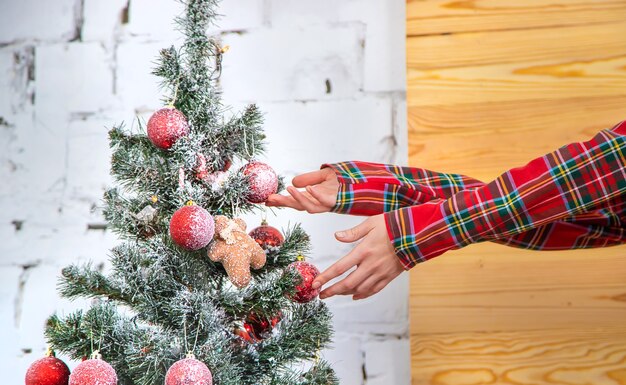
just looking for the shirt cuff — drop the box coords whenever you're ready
[321,161,427,216]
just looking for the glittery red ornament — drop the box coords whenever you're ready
[68,355,117,385]
[245,311,282,340]
[286,260,320,303]
[165,355,212,385]
[169,205,215,250]
[147,107,189,149]
[234,324,255,343]
[241,162,278,203]
[249,221,284,251]
[25,355,70,385]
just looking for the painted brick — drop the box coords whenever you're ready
[268,0,405,92]
[208,0,265,33]
[329,274,409,335]
[116,41,167,111]
[4,113,67,225]
[0,0,76,44]
[0,45,34,118]
[82,0,128,42]
[259,97,394,168]
[364,337,411,385]
[322,336,364,385]
[220,24,364,102]
[65,115,114,201]
[0,266,22,379]
[0,1,409,382]
[36,43,115,114]
[126,0,185,42]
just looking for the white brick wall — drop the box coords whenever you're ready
[0,1,409,383]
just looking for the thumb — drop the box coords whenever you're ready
[335,219,372,243]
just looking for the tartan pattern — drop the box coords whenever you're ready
[324,120,626,270]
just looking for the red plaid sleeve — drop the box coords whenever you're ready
[385,121,626,269]
[320,162,483,216]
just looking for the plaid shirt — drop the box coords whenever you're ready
[323,120,626,269]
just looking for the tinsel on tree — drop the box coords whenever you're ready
[36,1,338,384]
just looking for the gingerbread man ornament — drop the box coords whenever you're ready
[208,215,266,288]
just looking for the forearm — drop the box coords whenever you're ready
[386,122,626,269]
[324,160,626,252]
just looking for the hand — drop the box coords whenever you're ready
[266,168,338,213]
[312,214,404,300]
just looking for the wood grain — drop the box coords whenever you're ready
[406,1,626,384]
[407,0,626,36]
[412,328,626,385]
[410,243,626,334]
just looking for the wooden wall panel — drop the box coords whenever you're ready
[406,1,626,384]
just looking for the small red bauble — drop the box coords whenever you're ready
[25,356,70,385]
[169,205,215,250]
[241,162,278,203]
[68,355,117,385]
[286,260,320,303]
[165,355,212,385]
[147,107,189,149]
[249,221,284,251]
[234,324,255,343]
[246,311,282,340]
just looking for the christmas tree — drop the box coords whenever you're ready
[26,1,338,384]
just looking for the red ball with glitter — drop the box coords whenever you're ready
[165,355,212,385]
[249,220,284,251]
[169,205,215,250]
[68,355,117,385]
[25,355,70,385]
[286,260,320,303]
[147,107,189,149]
[242,162,278,203]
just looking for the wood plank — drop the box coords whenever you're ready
[411,328,626,385]
[407,57,626,106]
[407,0,626,36]
[409,243,626,334]
[407,22,626,70]
[407,1,626,382]
[407,96,626,181]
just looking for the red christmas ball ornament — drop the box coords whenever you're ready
[169,204,215,250]
[147,107,189,149]
[165,354,213,385]
[245,311,282,340]
[249,220,284,251]
[68,352,117,385]
[25,350,70,385]
[234,323,255,343]
[286,259,320,303]
[241,162,278,203]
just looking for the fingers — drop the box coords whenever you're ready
[352,278,391,301]
[319,264,371,299]
[292,170,327,188]
[351,274,379,300]
[286,186,326,213]
[312,245,362,291]
[335,218,373,243]
[266,193,304,210]
[306,185,336,208]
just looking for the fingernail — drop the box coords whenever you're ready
[335,231,345,238]
[312,281,321,289]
